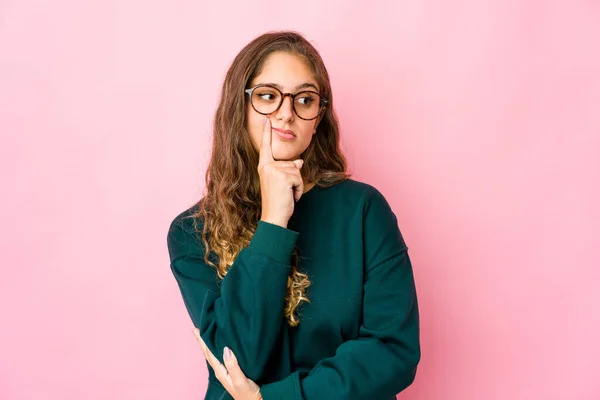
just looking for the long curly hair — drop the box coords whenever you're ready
[192,31,350,326]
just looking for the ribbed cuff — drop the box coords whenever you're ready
[260,371,300,400]
[247,221,299,264]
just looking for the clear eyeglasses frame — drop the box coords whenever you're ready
[244,84,328,121]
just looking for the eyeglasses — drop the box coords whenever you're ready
[244,84,328,121]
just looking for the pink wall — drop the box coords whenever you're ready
[1,1,599,399]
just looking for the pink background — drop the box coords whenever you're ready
[1,1,599,399]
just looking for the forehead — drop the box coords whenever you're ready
[251,51,319,91]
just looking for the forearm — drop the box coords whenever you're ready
[260,331,420,400]
[170,220,299,381]
[192,254,290,380]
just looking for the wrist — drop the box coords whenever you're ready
[260,217,288,229]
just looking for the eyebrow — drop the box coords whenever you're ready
[259,82,320,92]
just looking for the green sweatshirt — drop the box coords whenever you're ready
[167,178,420,400]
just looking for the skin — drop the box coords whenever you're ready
[194,329,261,400]
[247,51,322,194]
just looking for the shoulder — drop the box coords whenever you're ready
[168,203,202,235]
[330,178,392,210]
[166,202,205,262]
[342,178,403,238]
[347,180,408,254]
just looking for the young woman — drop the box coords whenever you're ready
[167,31,420,400]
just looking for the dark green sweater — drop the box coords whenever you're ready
[167,178,420,400]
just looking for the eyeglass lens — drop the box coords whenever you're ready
[251,86,321,120]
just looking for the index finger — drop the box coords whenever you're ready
[223,347,247,386]
[259,116,274,167]
[195,333,231,383]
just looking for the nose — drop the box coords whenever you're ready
[275,94,295,122]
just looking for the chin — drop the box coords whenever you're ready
[272,147,301,161]
[273,154,298,161]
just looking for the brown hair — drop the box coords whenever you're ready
[192,31,350,326]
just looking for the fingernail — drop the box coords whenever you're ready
[223,347,232,360]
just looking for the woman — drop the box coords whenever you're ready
[167,31,420,400]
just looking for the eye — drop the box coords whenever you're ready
[296,95,315,106]
[254,88,281,103]
[257,92,276,101]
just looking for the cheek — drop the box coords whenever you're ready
[298,121,317,144]
[247,110,262,152]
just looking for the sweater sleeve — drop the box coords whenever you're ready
[167,209,298,382]
[259,188,421,400]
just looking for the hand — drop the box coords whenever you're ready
[193,328,262,400]
[258,116,304,228]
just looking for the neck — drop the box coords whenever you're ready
[303,179,316,194]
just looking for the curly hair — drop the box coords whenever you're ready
[192,31,350,326]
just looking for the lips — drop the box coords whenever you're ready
[272,127,296,141]
[272,127,296,137]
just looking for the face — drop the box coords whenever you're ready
[246,51,322,161]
